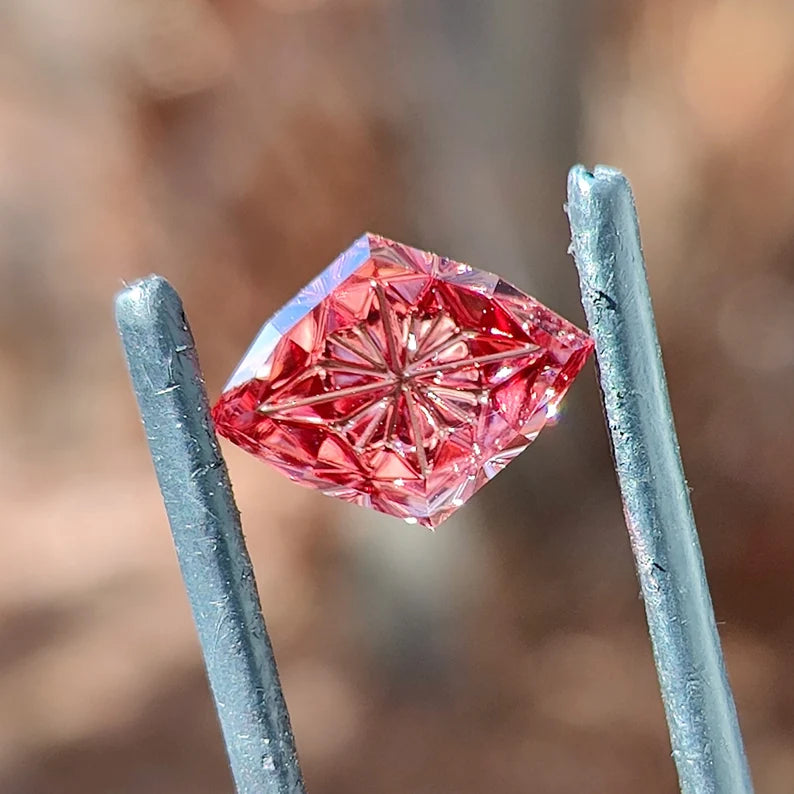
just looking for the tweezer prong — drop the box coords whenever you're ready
[567,165,754,794]
[115,276,306,794]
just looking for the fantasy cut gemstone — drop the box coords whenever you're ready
[212,233,593,528]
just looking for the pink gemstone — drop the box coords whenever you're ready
[212,233,593,528]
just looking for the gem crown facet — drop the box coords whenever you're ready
[212,233,593,527]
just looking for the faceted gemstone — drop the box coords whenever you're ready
[212,233,593,528]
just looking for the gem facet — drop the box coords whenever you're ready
[212,233,593,527]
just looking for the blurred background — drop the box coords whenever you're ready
[1,1,793,792]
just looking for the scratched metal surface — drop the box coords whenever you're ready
[567,166,754,794]
[116,276,306,794]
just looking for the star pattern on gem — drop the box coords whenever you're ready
[256,281,543,483]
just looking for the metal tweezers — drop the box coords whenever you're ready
[115,166,754,794]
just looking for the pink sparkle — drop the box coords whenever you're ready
[212,233,593,527]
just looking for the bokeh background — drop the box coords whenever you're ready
[2,1,793,792]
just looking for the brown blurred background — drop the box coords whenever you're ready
[1,1,793,792]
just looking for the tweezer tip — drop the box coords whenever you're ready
[115,274,182,324]
[567,165,635,218]
[566,165,634,229]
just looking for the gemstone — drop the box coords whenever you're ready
[212,233,593,528]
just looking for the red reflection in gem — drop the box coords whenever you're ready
[213,233,593,527]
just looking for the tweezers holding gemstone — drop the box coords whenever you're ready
[212,233,593,527]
